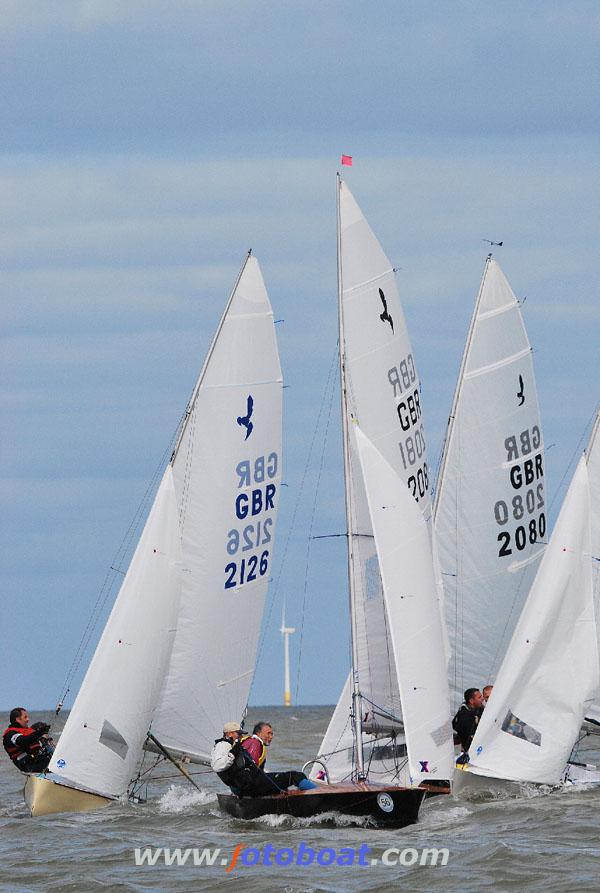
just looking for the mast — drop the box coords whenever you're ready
[336,173,366,779]
[433,254,492,519]
[171,250,253,465]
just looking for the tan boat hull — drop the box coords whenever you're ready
[24,774,113,817]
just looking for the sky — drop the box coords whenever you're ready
[2,1,599,711]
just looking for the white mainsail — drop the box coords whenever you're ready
[36,254,282,810]
[48,466,183,797]
[150,254,283,762]
[434,258,546,706]
[354,426,455,783]
[466,456,598,784]
[314,179,437,784]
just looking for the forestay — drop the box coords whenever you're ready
[467,457,598,784]
[150,255,283,763]
[315,180,435,783]
[354,427,454,782]
[48,467,183,798]
[434,258,546,706]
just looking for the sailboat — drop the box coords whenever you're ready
[224,175,454,827]
[24,252,284,816]
[584,410,600,733]
[433,256,547,709]
[455,447,599,793]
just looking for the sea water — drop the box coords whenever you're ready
[2,706,599,892]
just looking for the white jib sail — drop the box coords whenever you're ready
[48,466,183,798]
[150,255,283,762]
[434,258,546,706]
[467,456,598,784]
[354,426,455,783]
[315,180,435,783]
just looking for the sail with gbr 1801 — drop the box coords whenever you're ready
[24,253,283,816]
[312,178,452,789]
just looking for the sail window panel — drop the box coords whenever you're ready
[365,554,383,601]
[99,720,129,760]
[501,710,542,746]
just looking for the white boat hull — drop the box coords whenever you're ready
[454,760,600,799]
[24,774,113,817]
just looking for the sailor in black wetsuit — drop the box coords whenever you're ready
[2,708,54,773]
[452,688,484,762]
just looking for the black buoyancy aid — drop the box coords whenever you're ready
[3,726,42,765]
[214,737,251,788]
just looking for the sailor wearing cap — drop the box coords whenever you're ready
[210,721,246,791]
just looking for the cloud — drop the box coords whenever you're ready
[3,3,599,155]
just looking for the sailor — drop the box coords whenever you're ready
[240,721,317,795]
[2,708,54,773]
[452,688,484,761]
[482,684,494,705]
[241,720,272,768]
[211,720,317,797]
[210,721,250,794]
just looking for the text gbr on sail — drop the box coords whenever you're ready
[495,426,545,558]
[224,452,279,589]
[387,353,429,502]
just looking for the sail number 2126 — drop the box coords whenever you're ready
[224,452,278,590]
[225,550,270,588]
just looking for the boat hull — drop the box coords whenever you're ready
[217,783,427,828]
[454,762,600,797]
[24,774,113,817]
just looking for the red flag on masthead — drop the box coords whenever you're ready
[340,154,353,166]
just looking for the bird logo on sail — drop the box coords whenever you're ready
[517,374,525,406]
[378,288,394,333]
[237,395,254,440]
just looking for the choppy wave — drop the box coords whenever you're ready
[157,783,217,814]
[252,810,375,829]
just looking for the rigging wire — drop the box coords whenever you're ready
[548,402,600,514]
[293,347,340,703]
[248,344,339,704]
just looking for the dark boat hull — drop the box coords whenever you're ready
[217,783,427,828]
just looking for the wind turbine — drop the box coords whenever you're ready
[280,609,295,707]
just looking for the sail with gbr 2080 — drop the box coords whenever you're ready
[25,253,283,816]
[433,257,547,708]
